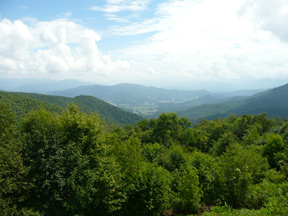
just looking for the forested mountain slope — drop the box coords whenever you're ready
[178,83,288,122]
[229,83,288,117]
[0,91,142,125]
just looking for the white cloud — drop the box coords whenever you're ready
[0,18,131,80]
[110,0,288,81]
[90,0,151,23]
[63,11,72,17]
[104,14,129,23]
[1,0,288,87]
[90,0,150,13]
[239,0,288,42]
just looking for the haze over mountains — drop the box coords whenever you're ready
[1,78,288,124]
[49,82,265,117]
[178,83,288,122]
[0,78,93,93]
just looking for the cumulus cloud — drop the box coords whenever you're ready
[0,18,131,80]
[111,0,288,80]
[1,0,287,85]
[239,0,288,42]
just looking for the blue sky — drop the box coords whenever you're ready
[1,0,288,90]
[0,0,158,51]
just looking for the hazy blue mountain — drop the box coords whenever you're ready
[212,89,266,98]
[177,83,288,122]
[228,83,288,117]
[50,83,211,116]
[0,78,93,93]
[0,91,142,125]
[50,83,210,102]
[50,83,270,117]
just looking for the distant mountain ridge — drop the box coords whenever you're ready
[177,83,288,122]
[50,83,266,117]
[50,83,211,116]
[3,79,286,122]
[50,83,210,103]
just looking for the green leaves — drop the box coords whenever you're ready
[263,134,285,169]
[123,163,172,216]
[173,164,201,214]
[20,105,126,215]
[2,101,288,215]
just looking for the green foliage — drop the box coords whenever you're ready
[0,91,142,126]
[211,132,238,156]
[218,144,269,208]
[0,92,63,121]
[263,134,285,169]
[173,164,201,214]
[123,163,172,216]
[189,151,222,205]
[141,142,166,163]
[155,144,187,172]
[0,102,40,215]
[152,113,191,147]
[136,113,192,148]
[1,101,288,215]
[20,105,126,215]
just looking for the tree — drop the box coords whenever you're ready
[21,105,126,215]
[123,163,172,216]
[151,113,191,147]
[189,151,222,206]
[173,164,201,214]
[0,102,39,215]
[219,144,269,208]
[263,134,285,170]
[155,144,187,172]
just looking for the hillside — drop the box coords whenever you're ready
[229,83,288,117]
[178,83,288,122]
[0,92,65,118]
[0,91,142,125]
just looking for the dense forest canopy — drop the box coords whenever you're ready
[1,101,288,215]
[0,91,142,126]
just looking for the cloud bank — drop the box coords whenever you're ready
[110,0,288,82]
[1,0,288,88]
[0,18,130,81]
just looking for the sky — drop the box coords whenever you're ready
[0,0,288,91]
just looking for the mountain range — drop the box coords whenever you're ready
[1,78,288,123]
[177,83,288,122]
[49,82,288,122]
[49,83,212,116]
[49,83,265,117]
